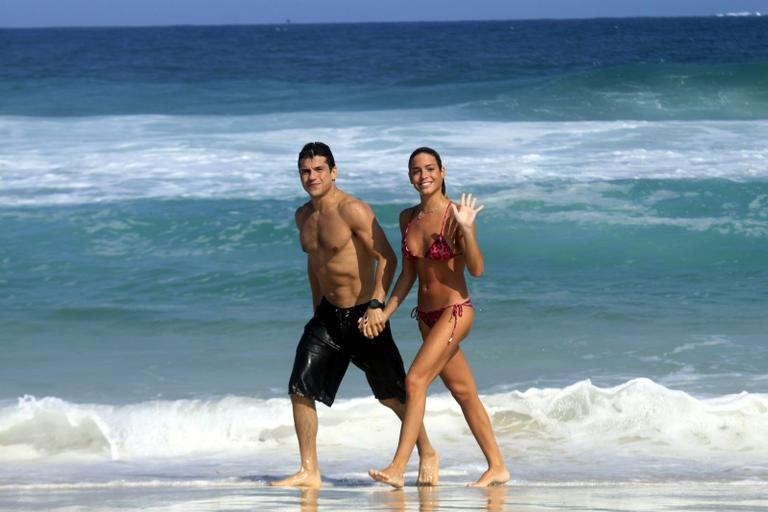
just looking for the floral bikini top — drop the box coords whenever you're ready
[401,203,456,261]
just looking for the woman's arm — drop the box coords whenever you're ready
[383,208,419,320]
[452,193,485,277]
[382,255,417,321]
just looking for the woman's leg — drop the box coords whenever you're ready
[369,307,474,487]
[440,349,510,486]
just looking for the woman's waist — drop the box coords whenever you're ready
[416,286,470,312]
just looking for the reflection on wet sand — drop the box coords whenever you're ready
[371,485,508,512]
[483,486,509,512]
[299,488,318,512]
[8,482,765,511]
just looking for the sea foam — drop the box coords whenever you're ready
[2,379,765,465]
[2,116,767,207]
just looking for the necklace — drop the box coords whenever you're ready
[417,199,446,218]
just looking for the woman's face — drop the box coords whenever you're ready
[408,152,445,196]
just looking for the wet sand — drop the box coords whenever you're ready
[2,481,766,512]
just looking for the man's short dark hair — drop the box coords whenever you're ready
[298,142,336,170]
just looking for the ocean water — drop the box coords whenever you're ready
[1,17,767,490]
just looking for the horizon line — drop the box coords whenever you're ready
[1,13,763,30]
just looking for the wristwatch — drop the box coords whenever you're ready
[368,299,385,309]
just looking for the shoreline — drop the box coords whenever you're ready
[1,481,766,511]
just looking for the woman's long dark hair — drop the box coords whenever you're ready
[408,147,446,195]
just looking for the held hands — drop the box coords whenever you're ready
[450,192,485,230]
[358,307,387,339]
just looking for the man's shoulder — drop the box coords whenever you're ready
[295,201,313,216]
[337,193,374,221]
[295,201,314,226]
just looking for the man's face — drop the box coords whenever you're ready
[299,156,337,198]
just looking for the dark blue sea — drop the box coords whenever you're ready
[1,17,767,489]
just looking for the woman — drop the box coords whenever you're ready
[364,147,509,488]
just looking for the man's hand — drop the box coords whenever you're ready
[358,307,387,339]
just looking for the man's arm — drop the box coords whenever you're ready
[307,257,322,311]
[341,199,396,300]
[358,207,418,339]
[295,205,322,312]
[367,216,397,301]
[340,199,396,337]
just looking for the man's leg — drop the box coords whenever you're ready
[275,304,349,488]
[379,397,440,486]
[270,394,322,487]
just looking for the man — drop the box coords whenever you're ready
[271,142,439,488]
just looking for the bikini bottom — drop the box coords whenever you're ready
[411,298,473,343]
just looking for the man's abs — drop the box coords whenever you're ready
[310,244,375,308]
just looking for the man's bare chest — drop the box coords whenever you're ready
[300,217,354,256]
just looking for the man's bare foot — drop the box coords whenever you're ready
[270,468,322,488]
[368,466,405,488]
[467,467,510,487]
[417,452,440,486]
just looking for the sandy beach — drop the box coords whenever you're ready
[2,481,767,511]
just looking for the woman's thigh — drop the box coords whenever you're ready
[440,349,479,404]
[409,306,475,384]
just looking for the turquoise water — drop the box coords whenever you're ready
[1,18,767,486]
[2,184,766,402]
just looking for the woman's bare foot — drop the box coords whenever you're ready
[417,452,440,486]
[467,466,510,487]
[368,465,405,488]
[270,468,322,488]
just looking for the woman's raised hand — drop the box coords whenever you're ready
[451,192,484,230]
